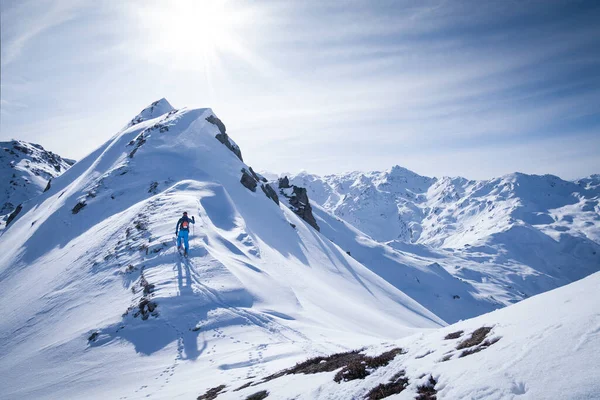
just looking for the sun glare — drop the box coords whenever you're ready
[137,0,253,73]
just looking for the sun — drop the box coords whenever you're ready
[135,0,254,72]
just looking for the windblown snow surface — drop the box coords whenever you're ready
[214,271,600,400]
[287,169,600,322]
[0,100,443,399]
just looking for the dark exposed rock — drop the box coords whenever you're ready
[278,176,291,189]
[207,114,243,162]
[277,176,319,230]
[456,327,492,350]
[198,384,226,400]
[140,275,155,295]
[88,331,99,342]
[148,181,158,194]
[288,186,320,231]
[128,132,146,158]
[459,337,500,357]
[233,382,254,392]
[206,115,227,134]
[241,169,258,192]
[43,179,52,192]
[261,183,279,205]
[365,371,409,400]
[253,348,403,387]
[6,204,23,226]
[13,144,31,154]
[72,201,86,214]
[246,391,268,400]
[138,298,158,320]
[444,330,463,340]
[249,167,267,182]
[416,375,438,400]
[215,132,243,161]
[333,348,404,383]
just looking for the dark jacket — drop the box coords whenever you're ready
[176,215,195,234]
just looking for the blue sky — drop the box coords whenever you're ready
[1,0,599,179]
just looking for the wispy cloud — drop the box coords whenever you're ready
[0,0,86,67]
[1,0,598,179]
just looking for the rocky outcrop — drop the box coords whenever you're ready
[279,176,291,189]
[289,186,320,231]
[207,115,243,162]
[206,115,226,135]
[249,167,267,182]
[72,201,86,214]
[278,176,320,231]
[240,169,258,192]
[240,169,280,206]
[261,183,279,205]
[5,203,22,226]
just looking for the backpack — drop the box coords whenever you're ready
[182,220,189,229]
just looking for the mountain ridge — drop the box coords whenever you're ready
[0,99,444,399]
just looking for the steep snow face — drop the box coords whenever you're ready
[0,140,74,217]
[0,100,442,399]
[217,270,600,400]
[288,168,600,322]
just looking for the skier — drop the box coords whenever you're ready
[175,211,195,256]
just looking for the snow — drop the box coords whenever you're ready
[287,167,600,322]
[0,100,442,399]
[215,271,600,399]
[0,140,73,218]
[0,98,597,399]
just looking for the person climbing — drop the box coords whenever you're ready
[175,211,195,256]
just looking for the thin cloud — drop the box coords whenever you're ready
[0,0,85,67]
[0,0,598,180]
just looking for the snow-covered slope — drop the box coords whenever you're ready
[310,202,499,323]
[0,100,443,399]
[214,270,600,399]
[0,140,74,218]
[287,168,600,321]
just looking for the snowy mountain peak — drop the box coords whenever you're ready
[0,100,445,399]
[128,98,175,127]
[387,164,426,179]
[1,140,74,217]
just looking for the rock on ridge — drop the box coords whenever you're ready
[206,115,243,161]
[278,176,320,231]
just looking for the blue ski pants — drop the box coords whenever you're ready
[177,230,189,252]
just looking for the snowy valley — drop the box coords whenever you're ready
[0,99,598,400]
